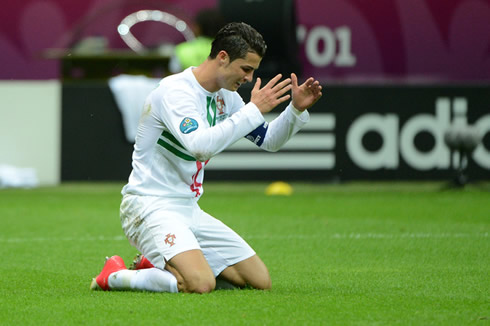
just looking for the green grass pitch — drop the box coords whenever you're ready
[0,182,488,325]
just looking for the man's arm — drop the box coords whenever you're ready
[159,75,294,162]
[245,103,309,151]
[245,74,322,152]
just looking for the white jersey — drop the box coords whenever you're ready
[122,67,309,199]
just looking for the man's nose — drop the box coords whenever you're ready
[244,71,254,82]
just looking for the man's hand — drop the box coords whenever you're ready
[291,73,322,112]
[251,74,292,114]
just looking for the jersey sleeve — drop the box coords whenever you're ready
[246,102,310,152]
[155,86,265,162]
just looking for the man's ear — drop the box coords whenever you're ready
[217,50,230,66]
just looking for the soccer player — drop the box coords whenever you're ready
[91,22,322,293]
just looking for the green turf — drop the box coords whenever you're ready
[0,182,488,325]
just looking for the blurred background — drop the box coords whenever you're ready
[0,0,489,187]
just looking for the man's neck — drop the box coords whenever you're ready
[192,60,221,93]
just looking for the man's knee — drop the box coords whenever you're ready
[182,272,216,294]
[219,256,272,290]
[227,269,271,290]
[166,249,215,294]
[250,271,271,290]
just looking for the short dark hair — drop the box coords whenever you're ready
[209,22,267,62]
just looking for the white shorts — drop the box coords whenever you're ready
[120,194,256,276]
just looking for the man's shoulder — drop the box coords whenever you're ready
[159,70,189,85]
[156,70,195,93]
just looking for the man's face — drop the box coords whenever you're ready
[217,51,262,91]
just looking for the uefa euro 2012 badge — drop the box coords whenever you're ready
[180,117,199,134]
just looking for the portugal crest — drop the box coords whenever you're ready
[164,233,176,247]
[216,96,225,115]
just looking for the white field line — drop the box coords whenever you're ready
[0,233,487,243]
[0,235,128,243]
[246,233,489,240]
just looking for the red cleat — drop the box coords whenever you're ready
[90,256,127,291]
[129,254,154,270]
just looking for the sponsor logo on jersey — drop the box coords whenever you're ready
[180,117,198,134]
